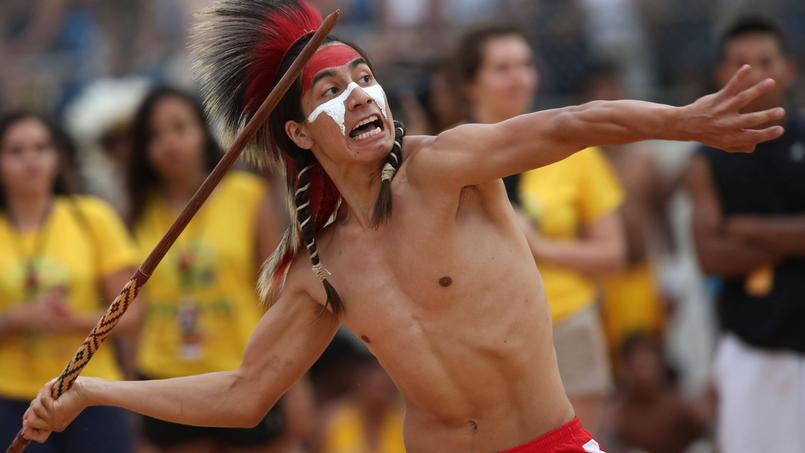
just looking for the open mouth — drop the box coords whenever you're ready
[349,114,384,141]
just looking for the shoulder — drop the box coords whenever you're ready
[62,195,123,224]
[275,245,328,310]
[521,146,599,180]
[219,171,267,198]
[395,134,440,192]
[576,147,621,183]
[211,172,268,220]
[574,146,607,164]
[400,135,436,173]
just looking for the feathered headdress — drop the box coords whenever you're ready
[192,0,405,314]
[192,0,322,169]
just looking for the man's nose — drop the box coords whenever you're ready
[347,84,374,110]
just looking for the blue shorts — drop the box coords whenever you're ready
[0,396,133,453]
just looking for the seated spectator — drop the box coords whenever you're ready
[604,335,708,453]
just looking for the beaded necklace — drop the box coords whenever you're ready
[5,200,55,299]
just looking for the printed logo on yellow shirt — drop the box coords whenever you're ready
[175,239,217,361]
[8,257,69,301]
[176,239,217,291]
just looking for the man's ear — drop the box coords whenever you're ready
[285,120,314,150]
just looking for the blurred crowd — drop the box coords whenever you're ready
[1,1,804,452]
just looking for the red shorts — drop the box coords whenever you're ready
[499,417,605,453]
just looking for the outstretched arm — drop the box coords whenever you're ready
[413,65,784,189]
[22,284,338,442]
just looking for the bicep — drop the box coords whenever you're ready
[238,289,339,411]
[412,110,567,189]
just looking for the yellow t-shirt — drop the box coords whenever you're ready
[321,402,406,453]
[519,147,623,324]
[601,261,664,350]
[0,196,137,400]
[135,172,267,378]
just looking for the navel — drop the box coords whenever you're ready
[438,276,453,287]
[361,335,371,343]
[468,419,479,432]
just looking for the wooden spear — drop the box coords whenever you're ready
[5,9,341,453]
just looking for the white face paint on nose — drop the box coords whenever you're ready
[307,82,387,136]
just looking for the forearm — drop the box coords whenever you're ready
[551,100,685,152]
[727,215,805,256]
[497,101,683,172]
[527,235,623,276]
[82,371,266,428]
[695,236,776,277]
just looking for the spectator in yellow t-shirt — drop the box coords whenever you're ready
[453,25,624,434]
[126,87,311,452]
[0,112,139,452]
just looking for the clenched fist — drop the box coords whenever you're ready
[22,378,89,444]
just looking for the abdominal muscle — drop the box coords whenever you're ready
[324,166,576,451]
[346,285,575,452]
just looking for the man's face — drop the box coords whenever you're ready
[717,33,794,112]
[287,43,394,165]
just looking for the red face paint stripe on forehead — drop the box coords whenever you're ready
[302,43,362,93]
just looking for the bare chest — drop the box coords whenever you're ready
[321,204,537,345]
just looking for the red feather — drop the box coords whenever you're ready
[244,1,322,116]
[241,1,344,293]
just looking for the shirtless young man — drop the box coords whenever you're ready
[21,1,785,451]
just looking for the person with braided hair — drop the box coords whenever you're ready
[22,1,787,451]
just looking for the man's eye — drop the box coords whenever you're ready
[324,86,339,96]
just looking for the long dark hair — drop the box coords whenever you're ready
[126,87,222,226]
[0,112,75,213]
[260,36,405,315]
